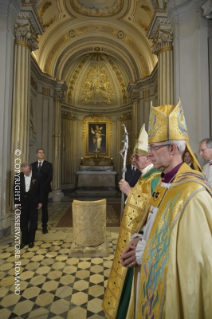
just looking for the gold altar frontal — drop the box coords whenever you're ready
[69,199,108,258]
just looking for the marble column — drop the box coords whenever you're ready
[10,5,43,233]
[147,13,174,105]
[11,26,32,163]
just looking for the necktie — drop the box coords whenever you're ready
[210,162,212,166]
[38,162,42,172]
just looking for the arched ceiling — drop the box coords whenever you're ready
[32,0,167,108]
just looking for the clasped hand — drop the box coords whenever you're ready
[120,237,140,268]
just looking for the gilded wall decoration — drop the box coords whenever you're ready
[80,65,114,105]
[82,115,112,157]
[77,25,117,36]
[37,0,59,30]
[141,4,153,19]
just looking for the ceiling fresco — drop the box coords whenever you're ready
[31,0,166,108]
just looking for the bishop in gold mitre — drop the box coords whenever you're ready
[130,98,212,319]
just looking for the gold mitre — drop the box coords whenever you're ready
[148,98,188,143]
[148,98,202,171]
[134,124,148,155]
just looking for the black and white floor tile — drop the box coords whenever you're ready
[0,202,119,319]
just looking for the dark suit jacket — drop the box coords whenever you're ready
[31,160,53,193]
[125,164,141,187]
[14,172,43,207]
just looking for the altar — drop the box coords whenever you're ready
[75,157,118,197]
[77,170,117,188]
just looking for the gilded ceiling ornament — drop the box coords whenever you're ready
[117,30,125,39]
[81,65,114,104]
[77,25,116,36]
[138,19,149,32]
[69,30,76,38]
[70,0,123,17]
[37,0,57,30]
[141,5,153,19]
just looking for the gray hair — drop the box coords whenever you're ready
[161,140,186,154]
[21,162,32,169]
[199,138,212,149]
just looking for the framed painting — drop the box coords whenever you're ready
[88,123,106,153]
[82,115,112,157]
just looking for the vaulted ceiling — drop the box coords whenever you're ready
[32,0,167,108]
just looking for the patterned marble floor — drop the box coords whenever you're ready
[0,202,120,319]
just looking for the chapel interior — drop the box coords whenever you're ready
[0,0,212,318]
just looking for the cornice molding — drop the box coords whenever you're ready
[31,58,67,95]
[61,103,132,116]
[147,10,173,55]
[128,64,158,92]
[18,4,43,35]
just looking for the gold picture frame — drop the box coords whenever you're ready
[82,115,112,157]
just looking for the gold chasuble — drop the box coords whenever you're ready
[103,167,160,319]
[136,163,212,319]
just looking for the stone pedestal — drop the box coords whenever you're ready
[69,199,107,257]
[75,170,118,197]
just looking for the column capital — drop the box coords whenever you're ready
[202,0,212,20]
[54,89,63,102]
[54,81,68,101]
[130,91,140,102]
[147,10,173,55]
[15,3,43,51]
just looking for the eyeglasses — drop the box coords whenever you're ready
[148,144,171,152]
[198,148,207,154]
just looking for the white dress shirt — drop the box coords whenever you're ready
[24,171,32,192]
[38,160,44,167]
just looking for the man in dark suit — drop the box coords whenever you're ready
[125,153,141,187]
[31,148,53,234]
[14,162,43,248]
[32,148,53,234]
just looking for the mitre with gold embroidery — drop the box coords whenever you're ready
[148,98,202,171]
